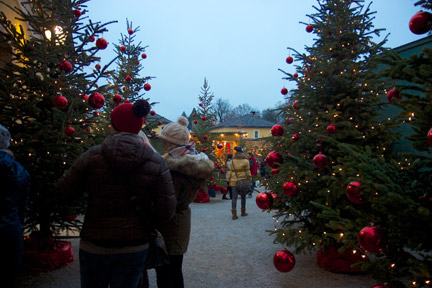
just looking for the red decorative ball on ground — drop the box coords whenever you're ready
[96,38,108,49]
[346,181,367,204]
[59,60,72,73]
[88,92,105,109]
[358,226,384,253]
[144,83,151,91]
[409,11,432,35]
[281,88,288,95]
[128,29,134,35]
[286,56,293,64]
[306,24,313,33]
[142,53,147,59]
[273,249,296,273]
[292,100,300,110]
[217,143,224,149]
[113,94,122,104]
[386,88,401,102]
[271,124,284,137]
[282,181,298,197]
[73,9,81,18]
[427,127,432,147]
[64,126,75,136]
[53,95,68,109]
[120,46,126,52]
[313,153,328,168]
[256,192,273,209]
[265,151,283,169]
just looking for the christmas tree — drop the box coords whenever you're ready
[0,0,116,237]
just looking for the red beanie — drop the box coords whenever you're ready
[111,100,149,134]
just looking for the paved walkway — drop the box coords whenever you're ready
[17,187,376,288]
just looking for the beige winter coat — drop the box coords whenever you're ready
[228,152,252,187]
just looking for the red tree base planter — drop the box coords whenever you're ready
[23,234,73,272]
[193,188,210,203]
[317,245,369,273]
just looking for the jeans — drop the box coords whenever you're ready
[79,248,148,288]
[231,186,246,209]
[156,254,184,288]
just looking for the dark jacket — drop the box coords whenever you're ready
[57,132,176,246]
[160,152,214,255]
[0,150,30,238]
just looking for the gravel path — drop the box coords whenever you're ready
[17,187,376,288]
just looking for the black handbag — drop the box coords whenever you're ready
[145,229,170,269]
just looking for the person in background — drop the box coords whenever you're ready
[57,100,176,288]
[156,116,215,288]
[0,124,30,288]
[223,154,233,200]
[247,152,258,198]
[228,146,252,220]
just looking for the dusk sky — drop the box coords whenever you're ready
[86,0,425,121]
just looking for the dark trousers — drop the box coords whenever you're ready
[155,254,184,288]
[0,235,23,288]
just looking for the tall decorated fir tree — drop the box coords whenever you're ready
[0,0,116,238]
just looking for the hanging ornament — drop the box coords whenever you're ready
[256,192,273,209]
[221,170,226,174]
[203,135,208,140]
[292,100,300,110]
[73,9,81,18]
[125,75,132,82]
[53,95,68,109]
[326,125,336,134]
[202,116,207,121]
[214,184,221,191]
[144,83,151,91]
[96,38,108,50]
[95,64,101,70]
[89,35,95,42]
[83,94,89,100]
[358,226,384,253]
[271,124,284,137]
[88,92,105,109]
[265,151,283,168]
[150,110,156,116]
[291,134,299,141]
[193,120,198,124]
[128,29,134,35]
[64,126,75,136]
[306,24,313,33]
[124,99,130,103]
[409,11,432,35]
[113,94,122,104]
[158,121,162,125]
[142,53,147,59]
[271,168,279,175]
[286,56,293,64]
[293,73,298,78]
[93,111,99,117]
[282,181,298,197]
[281,88,288,95]
[273,249,296,273]
[427,127,432,147]
[59,60,73,73]
[120,46,126,52]
[220,187,228,195]
[313,153,328,168]
[217,143,224,149]
[386,88,401,102]
[346,181,367,204]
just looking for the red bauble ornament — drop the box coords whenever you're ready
[203,135,208,140]
[371,284,393,288]
[89,35,95,42]
[286,56,293,64]
[217,143,224,149]
[128,29,134,35]
[346,181,367,204]
[73,9,81,18]
[144,83,151,91]
[313,153,328,168]
[427,127,432,147]
[220,187,228,195]
[214,184,221,191]
[83,94,89,100]
[409,11,432,35]
[59,60,72,73]
[95,64,101,70]
[142,53,147,59]
[93,111,99,117]
[256,192,273,209]
[113,94,122,104]
[88,92,105,109]
[282,181,298,197]
[125,75,132,82]
[306,24,313,33]
[265,151,283,168]
[221,170,226,174]
[358,226,383,253]
[96,38,108,50]
[271,168,279,176]
[123,87,127,92]
[326,125,336,134]
[293,73,298,78]
[193,120,198,124]
[120,46,126,52]
[64,126,75,136]
[202,116,207,121]
[386,88,401,102]
[273,249,295,273]
[150,110,156,116]
[199,103,203,106]
[292,100,300,110]
[281,87,288,95]
[291,134,299,141]
[271,124,284,137]
[158,121,162,125]
[53,95,68,109]
[124,99,130,103]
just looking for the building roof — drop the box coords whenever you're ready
[210,114,275,130]
[147,113,171,124]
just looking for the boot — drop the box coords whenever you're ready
[231,209,238,220]
[241,208,248,217]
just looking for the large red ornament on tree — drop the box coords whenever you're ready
[386,88,401,102]
[59,60,72,73]
[73,9,81,18]
[144,83,151,91]
[282,181,298,197]
[271,124,284,137]
[346,181,367,204]
[292,100,300,110]
[64,126,75,136]
[326,125,336,134]
[88,92,105,109]
[53,95,68,109]
[96,38,108,49]
[273,249,295,273]
[291,134,299,141]
[286,56,293,64]
[313,153,328,168]
[113,94,122,104]
[306,24,313,33]
[293,73,298,78]
[271,168,279,176]
[142,53,147,59]
[125,75,132,82]
[427,127,432,147]
[281,87,288,95]
[120,46,126,52]
[217,143,224,149]
[256,192,273,209]
[128,29,134,35]
[358,226,384,253]
[265,151,283,168]
[409,11,432,35]
[150,110,156,116]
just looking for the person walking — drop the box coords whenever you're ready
[156,116,215,288]
[0,124,31,288]
[247,152,258,198]
[56,100,176,288]
[222,154,233,200]
[228,146,252,220]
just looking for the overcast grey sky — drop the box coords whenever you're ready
[86,0,425,121]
